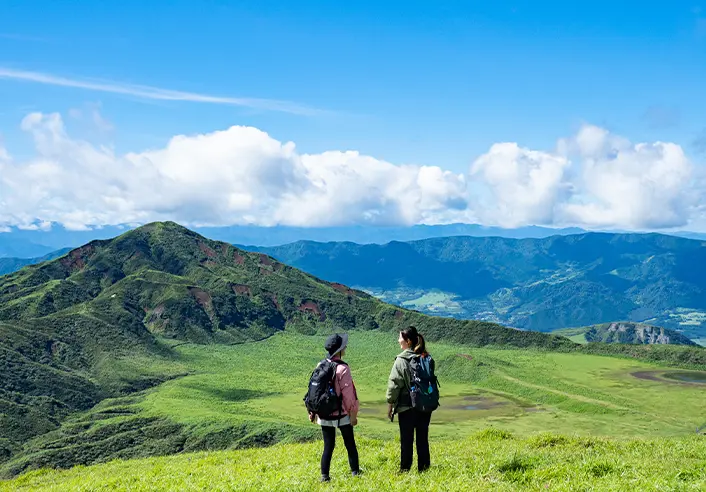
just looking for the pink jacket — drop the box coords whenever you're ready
[330,356,359,418]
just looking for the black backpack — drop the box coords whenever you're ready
[304,359,345,419]
[407,354,440,413]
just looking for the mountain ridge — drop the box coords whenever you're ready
[247,232,706,339]
[5,220,706,251]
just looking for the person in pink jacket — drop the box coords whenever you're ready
[308,333,361,482]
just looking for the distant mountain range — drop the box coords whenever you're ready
[5,227,706,341]
[0,249,71,276]
[248,233,706,341]
[0,237,56,259]
[3,221,706,257]
[553,322,697,346]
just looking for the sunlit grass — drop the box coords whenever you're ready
[137,331,706,439]
[5,432,706,491]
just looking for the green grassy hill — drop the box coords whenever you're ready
[248,233,706,339]
[554,322,697,346]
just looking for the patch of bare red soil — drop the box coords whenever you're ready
[331,283,354,296]
[188,287,213,307]
[299,300,326,321]
[198,242,217,258]
[60,244,96,272]
[232,284,252,296]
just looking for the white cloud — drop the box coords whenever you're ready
[286,153,469,227]
[561,126,693,229]
[0,67,321,115]
[16,220,52,231]
[471,124,696,230]
[0,114,700,232]
[470,143,570,227]
[0,112,470,231]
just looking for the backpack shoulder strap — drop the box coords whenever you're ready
[325,358,338,373]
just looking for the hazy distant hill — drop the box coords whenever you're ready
[0,249,71,275]
[553,322,697,346]
[3,220,706,251]
[0,236,55,258]
[249,233,706,339]
[0,222,587,250]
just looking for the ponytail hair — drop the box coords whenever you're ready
[415,334,426,355]
[401,326,427,355]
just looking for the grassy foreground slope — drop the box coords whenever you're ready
[4,331,706,479]
[4,433,706,491]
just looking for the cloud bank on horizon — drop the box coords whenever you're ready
[0,110,700,233]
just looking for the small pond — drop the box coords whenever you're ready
[662,371,706,384]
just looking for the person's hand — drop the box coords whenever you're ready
[351,415,358,426]
[387,403,394,421]
[308,412,316,423]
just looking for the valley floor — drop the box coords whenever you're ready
[137,331,706,439]
[4,432,706,491]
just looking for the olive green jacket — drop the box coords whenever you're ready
[386,349,415,413]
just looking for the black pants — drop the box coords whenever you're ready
[398,408,432,472]
[321,424,359,477]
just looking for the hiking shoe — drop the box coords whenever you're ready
[352,470,363,477]
[320,475,331,482]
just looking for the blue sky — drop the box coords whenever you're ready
[0,1,705,231]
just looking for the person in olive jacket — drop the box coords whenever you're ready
[386,326,433,473]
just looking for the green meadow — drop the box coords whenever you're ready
[143,331,706,438]
[4,330,706,489]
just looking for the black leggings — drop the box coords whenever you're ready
[398,408,432,472]
[321,424,359,476]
